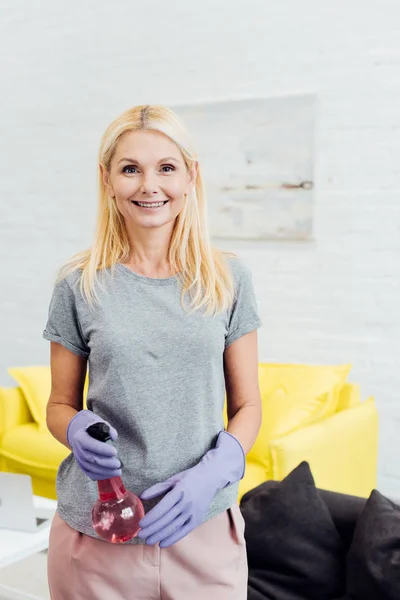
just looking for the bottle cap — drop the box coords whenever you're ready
[86,422,124,468]
[86,422,111,442]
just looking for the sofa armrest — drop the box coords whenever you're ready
[269,397,378,498]
[0,386,33,439]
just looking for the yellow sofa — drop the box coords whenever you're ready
[0,364,379,501]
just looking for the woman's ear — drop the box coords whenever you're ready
[99,163,115,197]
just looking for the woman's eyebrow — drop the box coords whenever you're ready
[117,156,180,165]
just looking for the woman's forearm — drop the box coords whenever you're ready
[46,403,78,450]
[226,402,262,455]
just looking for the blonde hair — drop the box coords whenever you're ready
[56,104,237,317]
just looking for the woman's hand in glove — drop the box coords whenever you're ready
[66,410,122,481]
[137,430,245,547]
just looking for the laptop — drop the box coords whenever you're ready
[0,472,53,533]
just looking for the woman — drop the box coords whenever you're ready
[44,104,262,599]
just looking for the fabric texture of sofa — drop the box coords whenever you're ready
[241,461,400,600]
[0,363,378,502]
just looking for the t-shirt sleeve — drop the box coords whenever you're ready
[43,277,90,358]
[225,260,263,349]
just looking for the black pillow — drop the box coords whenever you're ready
[344,489,400,600]
[240,461,345,600]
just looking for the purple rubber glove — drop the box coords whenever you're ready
[66,410,122,481]
[137,430,245,547]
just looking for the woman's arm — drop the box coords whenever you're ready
[223,330,262,455]
[46,341,88,449]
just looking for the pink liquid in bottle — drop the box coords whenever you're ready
[86,422,145,544]
[92,476,145,543]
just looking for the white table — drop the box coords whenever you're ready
[0,496,56,600]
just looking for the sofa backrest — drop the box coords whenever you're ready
[0,386,33,440]
[3,366,89,434]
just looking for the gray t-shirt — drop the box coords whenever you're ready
[43,256,262,543]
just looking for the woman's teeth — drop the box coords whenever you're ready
[133,201,168,209]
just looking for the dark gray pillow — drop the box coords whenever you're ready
[241,461,345,600]
[344,489,400,599]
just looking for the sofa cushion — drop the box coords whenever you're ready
[268,397,378,497]
[241,461,345,600]
[0,386,32,437]
[0,422,69,480]
[336,382,361,412]
[344,489,400,599]
[8,366,52,431]
[247,363,351,471]
[257,363,351,401]
[7,365,89,430]
[238,460,268,503]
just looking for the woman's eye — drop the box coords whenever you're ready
[122,164,175,174]
[122,165,138,174]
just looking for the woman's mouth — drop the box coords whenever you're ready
[131,200,169,211]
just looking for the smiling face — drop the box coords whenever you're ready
[101,129,196,231]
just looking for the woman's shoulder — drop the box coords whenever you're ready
[56,267,82,287]
[225,254,253,281]
[51,267,85,301]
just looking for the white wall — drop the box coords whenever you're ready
[1,1,399,493]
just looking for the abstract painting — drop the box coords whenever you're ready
[173,94,315,241]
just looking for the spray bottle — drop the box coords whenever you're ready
[86,422,145,543]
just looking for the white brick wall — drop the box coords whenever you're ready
[1,1,399,493]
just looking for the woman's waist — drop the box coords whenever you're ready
[57,444,217,497]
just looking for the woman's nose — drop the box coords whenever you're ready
[139,173,158,196]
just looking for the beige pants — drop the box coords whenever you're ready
[47,503,248,599]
